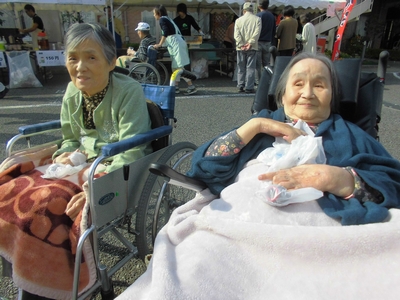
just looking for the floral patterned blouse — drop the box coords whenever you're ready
[82,85,109,129]
[205,120,383,204]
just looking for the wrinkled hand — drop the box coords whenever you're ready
[65,191,86,221]
[53,150,87,166]
[53,152,74,165]
[258,164,354,198]
[258,119,306,143]
[237,118,307,145]
[127,47,135,56]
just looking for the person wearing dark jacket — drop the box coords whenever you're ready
[173,3,203,36]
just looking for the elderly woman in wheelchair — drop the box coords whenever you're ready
[0,23,151,299]
[116,52,400,299]
[56,23,152,220]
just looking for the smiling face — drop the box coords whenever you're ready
[66,39,115,96]
[282,58,333,124]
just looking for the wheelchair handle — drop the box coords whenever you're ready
[377,50,389,83]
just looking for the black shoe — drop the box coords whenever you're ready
[245,89,255,94]
[0,87,9,99]
[238,87,245,93]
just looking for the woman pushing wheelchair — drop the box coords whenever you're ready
[116,52,400,300]
[0,23,151,299]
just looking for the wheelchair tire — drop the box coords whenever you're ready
[128,62,161,85]
[155,61,169,86]
[135,142,197,261]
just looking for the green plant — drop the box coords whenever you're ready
[364,15,385,47]
[345,35,367,57]
[126,42,140,49]
[61,11,84,32]
[324,49,352,59]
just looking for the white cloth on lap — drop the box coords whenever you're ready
[117,160,400,300]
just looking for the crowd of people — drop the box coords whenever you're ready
[9,2,317,97]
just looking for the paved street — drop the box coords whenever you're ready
[0,60,400,299]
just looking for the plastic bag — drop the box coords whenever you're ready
[6,51,42,88]
[42,152,87,179]
[256,120,326,206]
[191,57,208,79]
[256,184,323,206]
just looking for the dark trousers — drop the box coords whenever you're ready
[279,49,294,56]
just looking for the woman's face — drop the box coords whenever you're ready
[153,10,160,20]
[66,38,115,96]
[282,58,332,124]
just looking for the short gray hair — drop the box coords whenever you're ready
[64,23,116,65]
[275,52,341,114]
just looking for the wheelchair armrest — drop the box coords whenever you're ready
[101,125,172,157]
[18,120,61,135]
[149,163,207,192]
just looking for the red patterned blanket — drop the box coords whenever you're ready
[0,147,96,299]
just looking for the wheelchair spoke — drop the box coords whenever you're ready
[135,142,197,261]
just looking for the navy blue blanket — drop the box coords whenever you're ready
[188,109,400,225]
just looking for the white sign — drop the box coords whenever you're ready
[36,50,65,67]
[0,52,6,68]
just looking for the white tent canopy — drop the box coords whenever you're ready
[0,0,347,11]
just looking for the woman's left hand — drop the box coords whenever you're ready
[154,44,160,49]
[65,191,86,221]
[258,164,354,198]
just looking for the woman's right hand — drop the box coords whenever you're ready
[236,118,306,145]
[127,47,135,56]
[53,152,74,165]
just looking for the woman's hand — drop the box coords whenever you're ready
[236,118,306,145]
[127,47,135,56]
[154,44,160,49]
[65,191,86,221]
[53,152,74,165]
[258,165,354,198]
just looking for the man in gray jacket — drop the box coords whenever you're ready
[234,2,261,93]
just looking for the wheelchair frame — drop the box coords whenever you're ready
[127,46,169,86]
[3,75,197,299]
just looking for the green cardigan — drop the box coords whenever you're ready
[53,72,152,173]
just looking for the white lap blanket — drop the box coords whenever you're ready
[117,160,400,300]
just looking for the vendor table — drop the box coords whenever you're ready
[189,47,236,77]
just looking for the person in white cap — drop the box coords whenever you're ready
[117,22,156,67]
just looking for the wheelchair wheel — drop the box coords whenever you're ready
[135,142,197,260]
[128,62,161,85]
[155,61,169,85]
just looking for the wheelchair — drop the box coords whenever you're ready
[1,70,197,300]
[125,46,169,86]
[149,49,390,197]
